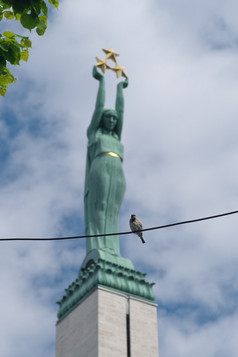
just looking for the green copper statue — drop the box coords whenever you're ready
[84,65,128,260]
[56,57,155,322]
[81,51,133,270]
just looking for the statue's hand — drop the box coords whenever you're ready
[121,77,129,89]
[93,65,104,80]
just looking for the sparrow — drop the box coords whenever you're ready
[129,214,145,244]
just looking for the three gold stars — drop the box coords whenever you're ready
[95,47,127,78]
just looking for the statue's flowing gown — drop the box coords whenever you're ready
[84,133,126,255]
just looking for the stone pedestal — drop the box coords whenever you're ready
[56,257,159,356]
[56,286,159,357]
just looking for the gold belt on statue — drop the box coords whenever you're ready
[99,152,122,160]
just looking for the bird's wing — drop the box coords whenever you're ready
[137,219,143,230]
[129,220,134,230]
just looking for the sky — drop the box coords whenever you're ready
[1,0,238,356]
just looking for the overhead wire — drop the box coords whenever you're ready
[0,209,238,242]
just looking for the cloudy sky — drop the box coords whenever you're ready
[1,0,238,356]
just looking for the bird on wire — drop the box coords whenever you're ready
[129,214,145,244]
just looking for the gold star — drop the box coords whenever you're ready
[111,62,127,78]
[103,47,119,63]
[95,57,111,73]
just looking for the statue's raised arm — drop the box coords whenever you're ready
[115,77,129,140]
[87,66,106,139]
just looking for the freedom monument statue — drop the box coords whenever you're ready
[57,49,155,322]
[56,50,158,357]
[83,54,130,268]
[84,65,128,253]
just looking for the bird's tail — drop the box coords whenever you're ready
[140,236,146,244]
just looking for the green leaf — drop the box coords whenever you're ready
[0,1,12,11]
[0,42,9,51]
[0,74,13,84]
[3,30,15,38]
[49,0,59,8]
[0,67,16,84]
[12,41,24,49]
[39,14,47,25]
[20,38,32,48]
[2,42,21,64]
[0,84,7,96]
[30,0,41,15]
[20,12,39,30]
[36,27,44,36]
[11,0,32,14]
[4,10,14,19]
[36,14,47,35]
[0,56,7,67]
[40,0,48,15]
[20,48,29,61]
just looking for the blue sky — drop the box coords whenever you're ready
[1,0,238,356]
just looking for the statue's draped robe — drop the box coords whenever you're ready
[84,132,126,256]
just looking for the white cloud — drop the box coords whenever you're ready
[159,310,238,357]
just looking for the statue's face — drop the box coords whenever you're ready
[102,111,118,131]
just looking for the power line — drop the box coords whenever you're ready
[0,209,238,242]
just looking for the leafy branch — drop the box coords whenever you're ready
[0,0,59,96]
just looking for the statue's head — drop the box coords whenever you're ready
[101,109,118,132]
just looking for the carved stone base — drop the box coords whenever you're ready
[57,258,155,321]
